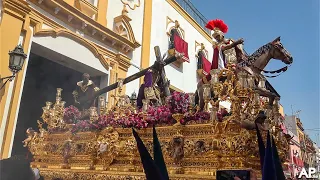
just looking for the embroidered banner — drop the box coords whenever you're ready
[174,34,189,62]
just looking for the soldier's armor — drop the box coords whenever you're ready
[223,39,244,64]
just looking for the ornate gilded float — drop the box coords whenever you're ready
[24,61,290,179]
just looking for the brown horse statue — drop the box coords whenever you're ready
[196,36,293,110]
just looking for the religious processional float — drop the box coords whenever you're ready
[23,19,293,179]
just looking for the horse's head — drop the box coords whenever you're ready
[270,36,293,64]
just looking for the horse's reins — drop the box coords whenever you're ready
[237,51,292,78]
[253,64,291,78]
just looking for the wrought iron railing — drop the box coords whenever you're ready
[174,0,211,35]
[174,0,250,56]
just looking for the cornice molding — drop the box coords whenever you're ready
[114,14,141,48]
[2,0,31,20]
[29,9,132,72]
[75,0,98,18]
[53,0,140,49]
[28,0,140,54]
[116,54,131,71]
[4,0,133,72]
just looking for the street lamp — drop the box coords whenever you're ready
[0,44,27,90]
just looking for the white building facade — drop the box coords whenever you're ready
[116,0,214,95]
[0,0,214,158]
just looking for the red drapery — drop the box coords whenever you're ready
[174,34,189,62]
[211,47,219,70]
[202,55,211,75]
[293,156,304,167]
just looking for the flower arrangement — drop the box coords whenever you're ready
[63,105,81,124]
[60,91,212,134]
[182,111,210,125]
[217,108,230,122]
[94,106,174,130]
[145,106,174,125]
[166,91,189,114]
[71,120,102,134]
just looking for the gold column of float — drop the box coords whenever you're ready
[96,0,108,26]
[0,0,31,159]
[117,72,127,96]
[107,66,117,109]
[139,0,153,85]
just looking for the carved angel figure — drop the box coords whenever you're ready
[169,136,184,164]
[61,139,72,164]
[22,128,36,147]
[97,143,108,156]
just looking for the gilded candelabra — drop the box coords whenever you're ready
[188,93,195,113]
[41,88,66,131]
[202,84,211,112]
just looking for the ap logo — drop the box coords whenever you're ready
[298,167,318,179]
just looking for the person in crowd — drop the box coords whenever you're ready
[0,156,36,180]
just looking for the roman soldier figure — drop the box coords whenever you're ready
[72,73,100,112]
[203,19,245,83]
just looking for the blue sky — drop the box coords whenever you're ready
[190,0,320,144]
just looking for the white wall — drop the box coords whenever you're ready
[33,36,108,74]
[106,0,145,43]
[106,1,145,95]
[149,0,213,93]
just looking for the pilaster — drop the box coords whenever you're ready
[139,0,153,84]
[96,0,108,26]
[0,0,31,159]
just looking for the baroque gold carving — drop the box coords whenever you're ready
[26,62,289,179]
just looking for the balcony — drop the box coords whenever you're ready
[173,0,250,56]
[174,0,210,35]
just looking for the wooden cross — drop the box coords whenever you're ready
[153,46,171,97]
[78,46,177,105]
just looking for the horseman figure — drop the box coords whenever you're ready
[196,19,245,110]
[196,19,293,111]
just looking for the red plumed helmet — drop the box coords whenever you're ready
[205,19,228,33]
